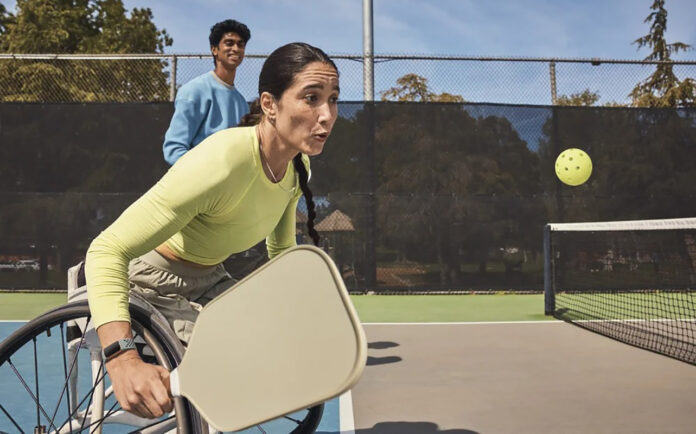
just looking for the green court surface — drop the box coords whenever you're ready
[0,292,67,320]
[351,294,549,322]
[0,292,550,322]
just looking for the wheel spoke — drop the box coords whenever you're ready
[282,414,303,424]
[54,360,107,433]
[77,362,104,433]
[33,337,41,428]
[85,400,119,434]
[0,402,26,434]
[0,304,197,433]
[51,315,97,433]
[59,323,76,434]
[47,324,75,432]
[7,358,58,432]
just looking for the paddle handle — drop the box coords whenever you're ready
[169,367,181,397]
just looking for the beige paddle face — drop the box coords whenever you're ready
[173,245,367,432]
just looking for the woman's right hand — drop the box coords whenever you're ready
[105,350,173,418]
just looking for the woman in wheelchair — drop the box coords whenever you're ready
[85,42,339,419]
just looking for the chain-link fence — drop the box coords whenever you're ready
[1,53,694,105]
[1,102,695,291]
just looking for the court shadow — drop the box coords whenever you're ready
[368,341,400,350]
[355,421,479,433]
[366,355,402,366]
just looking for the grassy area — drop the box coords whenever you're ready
[0,293,67,320]
[350,294,550,322]
[0,292,552,323]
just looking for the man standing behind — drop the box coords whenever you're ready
[163,19,251,165]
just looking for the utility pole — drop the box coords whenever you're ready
[363,0,374,101]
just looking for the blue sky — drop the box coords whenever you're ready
[3,1,695,109]
[129,0,696,105]
[129,0,694,58]
[4,0,695,57]
[1,2,694,154]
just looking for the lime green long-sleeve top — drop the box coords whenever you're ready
[85,126,307,328]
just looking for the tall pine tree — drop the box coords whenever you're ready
[630,0,695,107]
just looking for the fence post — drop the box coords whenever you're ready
[549,61,557,105]
[170,55,178,102]
[363,101,377,290]
[363,0,374,101]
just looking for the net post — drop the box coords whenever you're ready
[544,224,555,315]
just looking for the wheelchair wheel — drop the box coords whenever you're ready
[240,403,323,434]
[0,301,203,433]
[0,301,324,434]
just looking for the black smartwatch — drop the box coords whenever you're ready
[102,338,136,361]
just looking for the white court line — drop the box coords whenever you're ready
[339,390,356,434]
[0,320,27,323]
[363,320,562,325]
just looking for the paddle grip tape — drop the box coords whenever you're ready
[169,368,181,397]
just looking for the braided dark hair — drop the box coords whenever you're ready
[293,155,320,246]
[241,42,336,246]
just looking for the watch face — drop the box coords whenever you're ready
[104,341,120,357]
[104,338,135,358]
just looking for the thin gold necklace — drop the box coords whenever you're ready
[259,141,280,183]
[257,128,296,192]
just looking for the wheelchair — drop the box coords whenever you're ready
[0,262,324,433]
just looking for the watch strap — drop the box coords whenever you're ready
[102,338,136,361]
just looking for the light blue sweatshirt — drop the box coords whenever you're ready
[163,71,249,165]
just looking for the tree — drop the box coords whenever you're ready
[373,74,544,287]
[556,89,601,107]
[380,73,465,103]
[629,0,695,107]
[537,105,696,224]
[0,102,173,287]
[0,0,172,102]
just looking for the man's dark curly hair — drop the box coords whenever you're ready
[209,19,251,48]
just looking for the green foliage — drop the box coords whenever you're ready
[630,0,695,107]
[0,102,172,281]
[0,0,173,102]
[373,75,548,285]
[537,106,696,222]
[556,89,601,107]
[372,103,545,285]
[380,73,466,102]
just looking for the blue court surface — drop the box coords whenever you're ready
[0,322,343,433]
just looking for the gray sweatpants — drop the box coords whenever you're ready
[127,250,236,343]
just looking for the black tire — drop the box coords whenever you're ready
[285,404,323,434]
[0,301,324,433]
[0,301,204,433]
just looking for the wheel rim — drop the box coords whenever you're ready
[0,302,324,434]
[0,303,195,433]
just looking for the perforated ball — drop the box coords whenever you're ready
[555,148,592,186]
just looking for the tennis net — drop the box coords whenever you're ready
[544,217,696,365]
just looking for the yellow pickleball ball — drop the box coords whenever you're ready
[555,148,592,186]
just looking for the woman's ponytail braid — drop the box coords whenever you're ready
[293,154,320,246]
